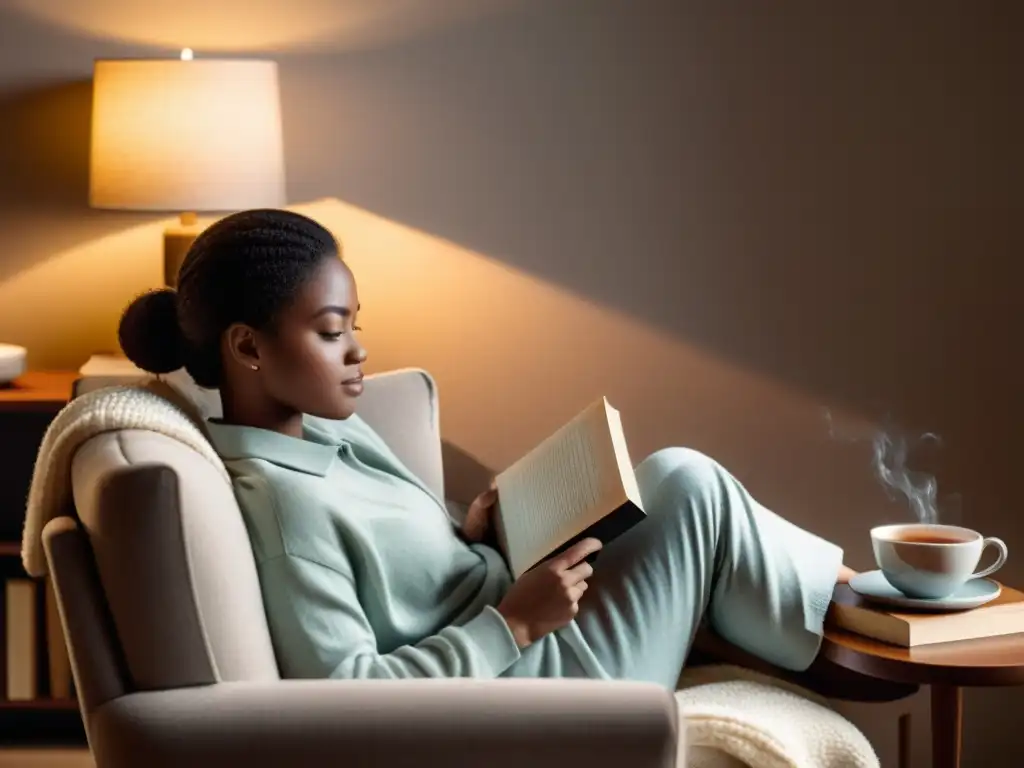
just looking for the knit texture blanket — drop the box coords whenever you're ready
[20,378,229,577]
[676,665,879,768]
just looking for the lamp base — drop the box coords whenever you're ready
[164,212,202,288]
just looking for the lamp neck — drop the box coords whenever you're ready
[179,211,198,227]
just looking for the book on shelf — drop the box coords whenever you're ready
[493,397,647,579]
[0,570,75,703]
[5,578,38,701]
[44,578,72,700]
[827,583,1024,647]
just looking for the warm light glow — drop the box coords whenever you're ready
[0,197,885,535]
[8,0,524,53]
[180,47,194,60]
[0,218,168,365]
[89,58,286,212]
[289,199,878,470]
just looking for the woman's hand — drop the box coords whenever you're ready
[496,537,603,649]
[461,480,498,544]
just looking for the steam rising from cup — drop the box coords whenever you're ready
[823,409,950,524]
[871,430,941,524]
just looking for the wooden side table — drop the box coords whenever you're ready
[0,371,77,411]
[822,588,1024,768]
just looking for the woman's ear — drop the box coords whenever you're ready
[224,323,261,371]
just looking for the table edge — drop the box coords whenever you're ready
[821,635,1024,687]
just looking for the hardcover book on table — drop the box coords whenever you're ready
[828,583,1024,647]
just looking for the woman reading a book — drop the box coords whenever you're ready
[118,209,856,689]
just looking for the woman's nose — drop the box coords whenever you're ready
[348,340,368,363]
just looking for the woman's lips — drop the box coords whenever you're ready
[341,374,364,394]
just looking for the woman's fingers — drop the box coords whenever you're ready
[475,486,498,508]
[565,561,594,584]
[567,583,586,605]
[552,537,602,571]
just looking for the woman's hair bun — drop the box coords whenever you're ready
[117,288,185,374]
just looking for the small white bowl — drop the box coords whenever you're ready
[0,343,27,385]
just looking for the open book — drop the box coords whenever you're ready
[492,397,647,579]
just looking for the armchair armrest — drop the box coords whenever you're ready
[91,678,680,768]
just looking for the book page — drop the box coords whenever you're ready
[606,402,644,509]
[495,398,623,577]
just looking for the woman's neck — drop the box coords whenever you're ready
[219,383,304,438]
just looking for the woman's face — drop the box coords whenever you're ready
[256,256,367,420]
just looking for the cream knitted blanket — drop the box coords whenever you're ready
[20,379,229,578]
[676,665,879,768]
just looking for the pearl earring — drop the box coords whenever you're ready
[251,364,260,371]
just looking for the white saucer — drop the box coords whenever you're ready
[848,570,1001,612]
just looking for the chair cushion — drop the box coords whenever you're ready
[73,430,280,688]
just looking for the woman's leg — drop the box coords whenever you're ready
[572,447,844,688]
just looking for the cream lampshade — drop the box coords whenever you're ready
[89,51,286,287]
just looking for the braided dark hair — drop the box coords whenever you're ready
[118,209,340,388]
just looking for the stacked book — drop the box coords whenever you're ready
[828,583,1024,647]
[2,575,73,702]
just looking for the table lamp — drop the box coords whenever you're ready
[89,50,287,287]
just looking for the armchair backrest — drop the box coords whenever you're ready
[46,368,445,724]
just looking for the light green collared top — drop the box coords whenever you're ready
[205,413,528,679]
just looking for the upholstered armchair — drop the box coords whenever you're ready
[40,369,910,767]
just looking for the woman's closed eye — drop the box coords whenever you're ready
[319,326,362,340]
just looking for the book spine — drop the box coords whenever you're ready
[0,576,6,697]
[827,605,910,647]
[5,578,38,700]
[533,500,646,574]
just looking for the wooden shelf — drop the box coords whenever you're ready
[0,698,78,711]
[0,542,21,558]
[0,378,86,748]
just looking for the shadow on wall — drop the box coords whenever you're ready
[0,79,144,283]
[0,80,91,210]
[1,0,1017,447]
[280,0,1018,444]
[441,440,494,505]
[0,1,1017,509]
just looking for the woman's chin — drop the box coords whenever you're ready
[316,399,358,421]
[300,390,360,421]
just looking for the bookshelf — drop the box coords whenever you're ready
[0,371,86,745]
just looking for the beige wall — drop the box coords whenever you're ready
[1,1,1020,764]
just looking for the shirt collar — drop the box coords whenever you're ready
[205,418,341,477]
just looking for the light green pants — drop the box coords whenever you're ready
[506,448,844,687]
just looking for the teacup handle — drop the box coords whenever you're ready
[973,537,1008,579]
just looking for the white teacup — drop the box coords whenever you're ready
[871,523,1008,600]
